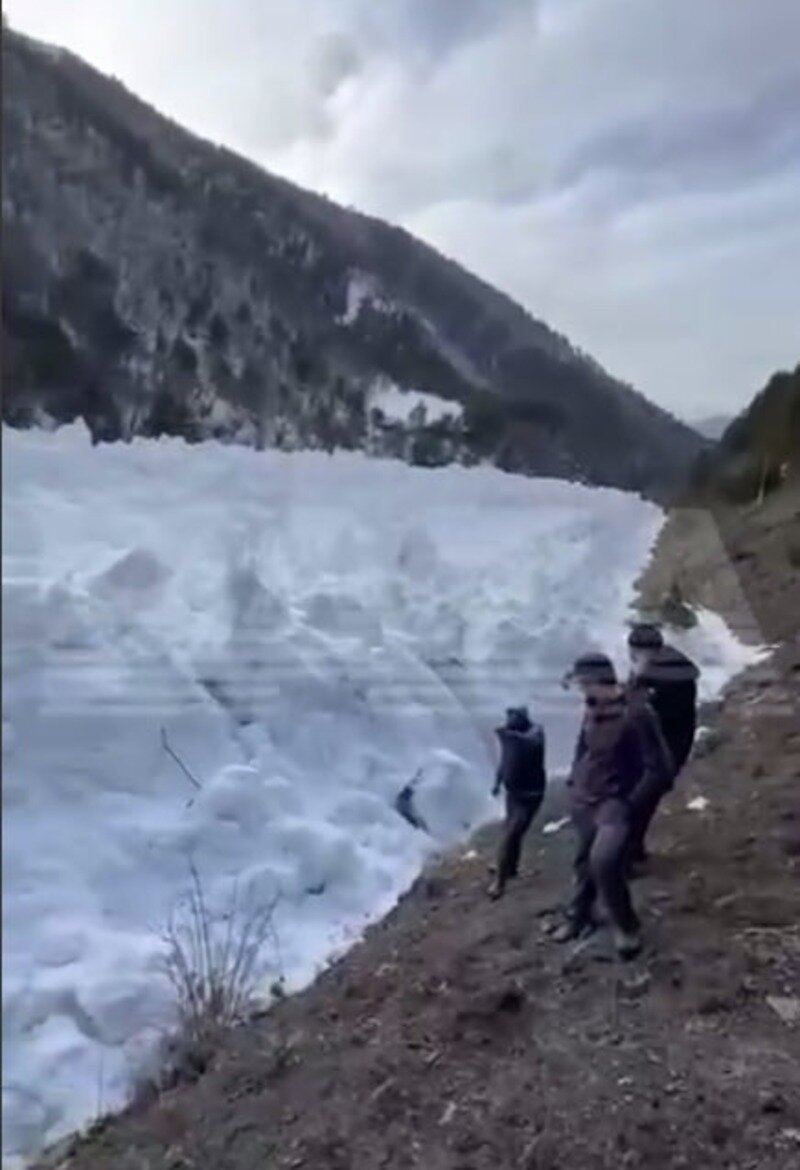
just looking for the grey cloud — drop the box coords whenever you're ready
[312,34,362,100]
[556,77,800,196]
[407,169,800,416]
[5,0,800,416]
[356,0,532,61]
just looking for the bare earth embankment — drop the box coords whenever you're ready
[47,489,800,1170]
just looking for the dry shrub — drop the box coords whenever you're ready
[158,863,282,1082]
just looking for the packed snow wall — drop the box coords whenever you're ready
[1,425,757,1163]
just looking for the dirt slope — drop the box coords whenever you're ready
[48,493,800,1170]
[635,483,800,645]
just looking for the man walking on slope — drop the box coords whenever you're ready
[626,623,700,870]
[556,653,673,959]
[489,706,547,900]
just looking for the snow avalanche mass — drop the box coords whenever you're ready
[2,425,757,1163]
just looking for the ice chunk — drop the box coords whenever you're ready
[414,749,492,842]
[92,548,170,601]
[303,590,382,644]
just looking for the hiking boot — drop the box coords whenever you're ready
[613,928,643,960]
[552,919,594,944]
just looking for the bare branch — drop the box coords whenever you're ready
[160,728,202,790]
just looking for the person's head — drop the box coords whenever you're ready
[505,705,532,732]
[564,652,618,703]
[628,623,664,673]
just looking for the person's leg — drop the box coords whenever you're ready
[628,779,665,865]
[673,728,695,776]
[504,798,526,880]
[491,794,520,898]
[563,808,598,934]
[591,804,641,954]
[630,729,691,865]
[506,795,541,878]
[493,795,533,895]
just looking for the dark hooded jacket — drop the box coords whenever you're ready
[569,688,673,808]
[495,709,546,801]
[629,644,699,773]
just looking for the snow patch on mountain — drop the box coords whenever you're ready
[369,378,464,425]
[338,270,394,325]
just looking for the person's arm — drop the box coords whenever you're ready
[566,725,586,788]
[664,676,698,772]
[637,705,675,791]
[673,683,698,771]
[492,728,505,796]
[525,724,547,795]
[686,679,698,740]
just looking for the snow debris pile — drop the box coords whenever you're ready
[1,424,758,1162]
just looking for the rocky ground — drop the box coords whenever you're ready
[46,489,800,1170]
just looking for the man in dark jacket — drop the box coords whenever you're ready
[489,706,546,900]
[626,623,700,866]
[556,652,673,958]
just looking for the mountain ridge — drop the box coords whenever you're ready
[689,364,799,504]
[1,27,705,498]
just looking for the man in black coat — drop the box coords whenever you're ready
[626,623,700,866]
[489,706,546,900]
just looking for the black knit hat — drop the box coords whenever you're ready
[505,705,531,724]
[566,652,618,687]
[628,623,664,651]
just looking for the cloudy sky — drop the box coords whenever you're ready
[6,0,800,418]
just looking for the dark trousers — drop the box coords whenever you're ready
[629,736,691,860]
[497,792,543,886]
[628,777,668,862]
[569,798,640,935]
